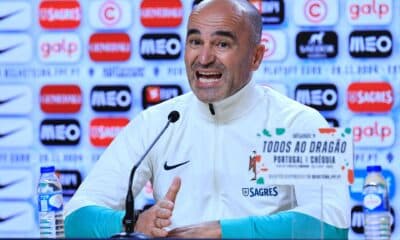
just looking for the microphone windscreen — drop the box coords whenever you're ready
[168,110,180,123]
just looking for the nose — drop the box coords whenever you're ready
[198,45,215,66]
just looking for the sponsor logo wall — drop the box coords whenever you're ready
[0,0,399,238]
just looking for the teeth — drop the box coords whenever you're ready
[199,71,220,76]
[199,77,219,83]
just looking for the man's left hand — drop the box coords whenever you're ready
[167,221,222,238]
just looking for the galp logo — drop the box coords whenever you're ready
[0,1,31,30]
[90,85,132,112]
[38,33,81,63]
[0,34,32,63]
[350,168,395,202]
[140,0,183,27]
[40,85,82,113]
[261,30,287,61]
[89,33,131,62]
[140,34,181,60]
[250,0,284,24]
[351,205,395,234]
[39,0,81,29]
[0,85,32,115]
[90,118,129,147]
[347,82,393,113]
[296,31,338,59]
[350,116,394,148]
[0,119,33,147]
[295,83,338,111]
[142,85,183,109]
[294,0,338,26]
[40,119,81,146]
[57,170,82,197]
[349,30,392,58]
[347,0,392,25]
[89,0,132,29]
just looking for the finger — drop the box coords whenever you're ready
[155,218,171,228]
[151,227,168,238]
[164,176,181,203]
[156,207,172,219]
[158,199,174,210]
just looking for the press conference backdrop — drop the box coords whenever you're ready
[0,0,398,238]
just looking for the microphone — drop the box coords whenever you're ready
[112,110,180,239]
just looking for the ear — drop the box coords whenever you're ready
[250,43,265,71]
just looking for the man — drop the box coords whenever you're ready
[65,0,350,238]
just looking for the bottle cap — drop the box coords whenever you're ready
[40,166,55,174]
[366,165,382,172]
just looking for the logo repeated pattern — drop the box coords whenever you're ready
[0,1,399,239]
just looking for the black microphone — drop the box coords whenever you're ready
[112,110,180,239]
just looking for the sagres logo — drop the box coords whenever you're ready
[250,0,285,24]
[89,0,132,29]
[90,118,129,147]
[261,30,287,61]
[350,116,394,148]
[142,85,183,109]
[140,33,181,60]
[40,84,82,113]
[350,168,395,202]
[38,33,81,63]
[295,83,338,111]
[0,85,32,115]
[296,31,338,59]
[0,119,33,147]
[39,0,81,29]
[294,0,338,26]
[0,1,31,30]
[349,30,392,58]
[0,34,32,63]
[351,205,395,234]
[57,170,82,196]
[347,0,392,26]
[89,33,131,61]
[140,0,183,27]
[347,82,393,113]
[40,119,81,146]
[90,85,131,112]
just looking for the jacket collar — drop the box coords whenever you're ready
[194,80,263,123]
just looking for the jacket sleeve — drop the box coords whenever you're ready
[220,211,348,239]
[65,205,124,238]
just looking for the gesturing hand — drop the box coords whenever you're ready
[134,177,181,237]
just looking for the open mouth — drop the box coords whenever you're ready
[196,71,222,83]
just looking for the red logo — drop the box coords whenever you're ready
[89,33,131,61]
[39,0,81,29]
[90,118,129,147]
[140,0,183,27]
[40,85,82,113]
[145,86,162,103]
[304,0,327,23]
[347,82,393,113]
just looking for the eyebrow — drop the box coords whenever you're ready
[187,28,237,41]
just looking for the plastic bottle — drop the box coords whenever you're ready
[363,165,391,240]
[38,166,65,238]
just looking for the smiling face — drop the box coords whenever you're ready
[184,0,265,103]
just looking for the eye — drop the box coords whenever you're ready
[216,41,230,49]
[188,38,202,47]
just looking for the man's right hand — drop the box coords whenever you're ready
[134,177,181,237]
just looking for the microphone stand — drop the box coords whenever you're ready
[112,111,179,239]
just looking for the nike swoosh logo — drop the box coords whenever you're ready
[0,211,24,223]
[0,127,23,139]
[0,43,23,55]
[0,93,25,106]
[0,177,25,190]
[0,9,24,22]
[164,160,190,170]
